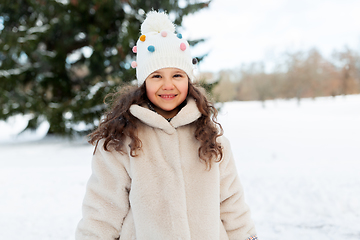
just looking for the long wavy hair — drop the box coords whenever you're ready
[89,80,223,169]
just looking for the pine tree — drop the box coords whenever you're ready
[0,0,209,135]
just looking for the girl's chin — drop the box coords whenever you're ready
[152,103,174,111]
[159,106,177,112]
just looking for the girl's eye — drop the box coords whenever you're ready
[174,74,183,78]
[152,75,161,78]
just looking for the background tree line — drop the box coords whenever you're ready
[212,47,360,104]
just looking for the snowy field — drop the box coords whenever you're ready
[1,95,359,240]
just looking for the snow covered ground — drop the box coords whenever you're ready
[1,95,359,240]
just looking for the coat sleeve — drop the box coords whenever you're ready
[76,142,131,240]
[219,137,257,240]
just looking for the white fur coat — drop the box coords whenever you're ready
[76,98,257,240]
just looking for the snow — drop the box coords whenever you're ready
[1,95,360,239]
[219,95,360,239]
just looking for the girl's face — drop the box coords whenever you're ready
[145,68,189,119]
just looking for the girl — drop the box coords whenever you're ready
[76,11,257,240]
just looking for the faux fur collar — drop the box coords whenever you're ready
[129,97,201,135]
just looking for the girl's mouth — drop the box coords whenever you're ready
[159,94,177,99]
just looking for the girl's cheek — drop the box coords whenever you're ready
[145,85,156,100]
[151,80,163,88]
[177,81,189,94]
[146,81,158,93]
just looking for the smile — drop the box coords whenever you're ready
[159,94,177,99]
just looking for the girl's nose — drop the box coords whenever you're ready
[162,77,175,90]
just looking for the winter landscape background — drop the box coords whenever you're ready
[1,94,359,240]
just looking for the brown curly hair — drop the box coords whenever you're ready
[89,81,223,169]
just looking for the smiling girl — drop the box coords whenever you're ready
[76,11,257,240]
[146,68,189,120]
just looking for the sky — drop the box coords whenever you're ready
[181,0,360,73]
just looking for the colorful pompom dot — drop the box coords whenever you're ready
[161,31,167,37]
[131,61,137,68]
[148,45,155,52]
[132,46,137,53]
[139,35,146,42]
[180,43,186,51]
[177,33,182,39]
[192,58,198,65]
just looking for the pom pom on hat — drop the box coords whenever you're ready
[180,43,186,51]
[141,11,175,34]
[139,35,146,42]
[131,61,137,68]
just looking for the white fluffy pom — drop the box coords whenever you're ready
[141,11,175,34]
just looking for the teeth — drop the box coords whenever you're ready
[161,95,175,98]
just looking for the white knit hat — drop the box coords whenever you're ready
[131,11,195,85]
